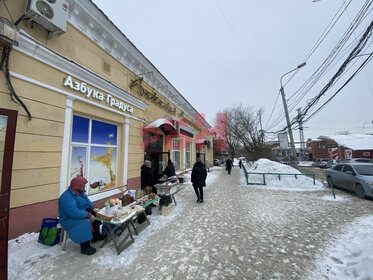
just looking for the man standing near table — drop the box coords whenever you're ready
[141,160,156,207]
[163,159,176,178]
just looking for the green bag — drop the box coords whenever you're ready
[38,218,60,246]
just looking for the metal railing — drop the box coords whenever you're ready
[242,164,315,185]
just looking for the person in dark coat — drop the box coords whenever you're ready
[163,159,176,178]
[226,158,233,174]
[141,160,155,191]
[239,159,242,169]
[141,160,157,207]
[58,176,97,255]
[191,160,207,203]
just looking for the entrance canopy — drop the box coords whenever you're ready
[144,119,176,134]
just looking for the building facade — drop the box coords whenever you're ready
[306,134,373,161]
[0,0,213,238]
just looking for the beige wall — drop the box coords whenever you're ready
[1,0,213,211]
[0,68,65,207]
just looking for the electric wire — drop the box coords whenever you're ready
[1,0,14,24]
[267,1,373,133]
[0,15,32,120]
[212,0,272,93]
[303,53,373,123]
[277,0,353,94]
[289,5,371,108]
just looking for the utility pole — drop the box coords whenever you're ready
[279,62,306,162]
[280,87,297,161]
[297,108,305,161]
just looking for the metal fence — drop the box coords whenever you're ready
[242,163,315,185]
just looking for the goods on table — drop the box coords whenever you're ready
[144,186,153,195]
[148,193,156,200]
[122,193,134,207]
[112,205,144,222]
[105,198,121,206]
[156,176,177,185]
[135,190,145,199]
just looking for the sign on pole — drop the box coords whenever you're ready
[278,132,289,149]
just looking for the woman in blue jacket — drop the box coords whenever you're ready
[58,176,97,255]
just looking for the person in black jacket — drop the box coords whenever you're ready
[141,160,155,191]
[191,159,207,203]
[141,160,156,207]
[163,159,176,178]
[226,158,233,174]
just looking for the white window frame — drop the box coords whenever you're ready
[172,138,181,171]
[70,114,118,197]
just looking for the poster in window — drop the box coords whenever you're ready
[88,146,117,195]
[70,146,87,179]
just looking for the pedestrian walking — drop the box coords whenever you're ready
[191,159,207,203]
[239,159,242,169]
[226,158,233,174]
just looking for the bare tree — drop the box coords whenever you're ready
[228,105,270,161]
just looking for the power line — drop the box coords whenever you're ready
[212,0,271,93]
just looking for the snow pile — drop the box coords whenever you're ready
[310,215,373,280]
[245,158,325,191]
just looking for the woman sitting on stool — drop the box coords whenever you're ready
[58,176,98,255]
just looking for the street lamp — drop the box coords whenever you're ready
[280,62,306,162]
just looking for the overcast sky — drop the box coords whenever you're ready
[91,0,373,141]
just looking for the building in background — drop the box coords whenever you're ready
[306,134,373,161]
[0,0,213,238]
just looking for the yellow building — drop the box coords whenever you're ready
[0,0,213,238]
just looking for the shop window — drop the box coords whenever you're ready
[363,152,370,157]
[172,139,181,171]
[70,115,118,195]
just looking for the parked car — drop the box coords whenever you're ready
[320,159,340,169]
[315,158,335,169]
[325,163,373,199]
[342,158,373,164]
[213,158,220,166]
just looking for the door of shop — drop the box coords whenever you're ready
[0,108,17,279]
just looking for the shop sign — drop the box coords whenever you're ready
[63,75,133,113]
[129,78,177,115]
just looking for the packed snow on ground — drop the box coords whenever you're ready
[320,195,349,202]
[245,158,325,191]
[308,215,373,280]
[7,167,220,280]
[8,164,373,280]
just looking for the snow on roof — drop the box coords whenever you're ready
[323,134,373,150]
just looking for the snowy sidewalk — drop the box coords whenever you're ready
[9,166,373,280]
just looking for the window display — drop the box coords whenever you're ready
[70,115,118,195]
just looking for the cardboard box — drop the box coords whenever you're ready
[96,212,112,222]
[161,204,171,216]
